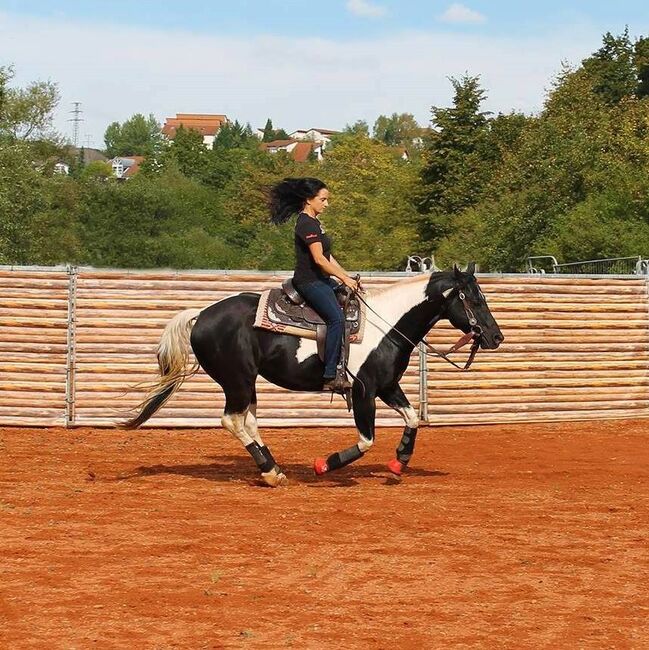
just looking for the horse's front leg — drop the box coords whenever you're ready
[313,384,375,475]
[378,384,419,476]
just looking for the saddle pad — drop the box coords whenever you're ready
[253,289,365,343]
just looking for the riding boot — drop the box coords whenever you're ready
[323,369,352,393]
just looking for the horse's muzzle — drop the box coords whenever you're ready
[480,331,504,350]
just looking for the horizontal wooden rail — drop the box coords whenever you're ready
[1,267,648,427]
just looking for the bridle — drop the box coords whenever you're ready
[353,284,483,371]
[431,290,482,370]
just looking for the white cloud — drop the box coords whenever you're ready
[346,0,387,19]
[439,3,486,24]
[0,11,599,148]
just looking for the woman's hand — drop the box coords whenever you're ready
[341,275,360,291]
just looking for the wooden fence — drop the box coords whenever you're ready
[1,267,648,428]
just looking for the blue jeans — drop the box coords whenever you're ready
[294,278,344,378]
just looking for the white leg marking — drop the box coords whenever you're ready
[358,436,374,453]
[244,404,263,446]
[221,411,253,446]
[395,405,419,429]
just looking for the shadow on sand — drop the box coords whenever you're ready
[113,454,449,488]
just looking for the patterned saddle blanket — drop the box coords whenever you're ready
[253,279,366,345]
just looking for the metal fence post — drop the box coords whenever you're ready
[418,344,428,423]
[65,265,78,427]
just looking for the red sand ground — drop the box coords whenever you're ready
[1,420,648,649]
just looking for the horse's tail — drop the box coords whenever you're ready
[122,307,202,429]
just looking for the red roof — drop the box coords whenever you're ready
[162,113,227,138]
[292,142,317,163]
[261,139,297,148]
[260,140,319,162]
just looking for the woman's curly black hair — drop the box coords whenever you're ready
[269,177,327,225]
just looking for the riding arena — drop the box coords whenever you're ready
[1,265,648,647]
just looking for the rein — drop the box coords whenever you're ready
[353,287,482,371]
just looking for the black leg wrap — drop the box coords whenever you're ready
[325,444,365,472]
[396,427,418,465]
[260,445,276,468]
[245,442,275,473]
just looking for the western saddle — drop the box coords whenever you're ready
[253,278,364,404]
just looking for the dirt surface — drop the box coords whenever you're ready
[1,420,648,649]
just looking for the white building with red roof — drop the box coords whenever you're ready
[260,139,324,162]
[162,113,228,149]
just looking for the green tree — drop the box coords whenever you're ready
[213,120,257,150]
[581,29,637,104]
[103,113,163,157]
[0,65,60,143]
[343,120,370,137]
[157,125,209,180]
[80,160,113,181]
[634,36,649,98]
[417,75,492,245]
[436,41,649,272]
[76,167,237,268]
[0,65,73,264]
[261,118,275,142]
[372,112,421,146]
[316,135,420,270]
[260,117,289,142]
[0,65,12,120]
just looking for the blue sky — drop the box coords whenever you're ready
[1,0,646,38]
[1,1,647,147]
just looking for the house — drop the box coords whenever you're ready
[76,147,108,165]
[395,147,410,161]
[53,147,108,175]
[260,139,324,162]
[162,113,228,149]
[257,127,340,148]
[289,128,340,148]
[110,155,145,179]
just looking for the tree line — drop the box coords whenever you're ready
[1,29,649,272]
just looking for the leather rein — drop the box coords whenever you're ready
[353,285,482,371]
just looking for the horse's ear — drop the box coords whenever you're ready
[466,261,476,276]
[453,264,462,279]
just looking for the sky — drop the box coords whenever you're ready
[1,0,647,148]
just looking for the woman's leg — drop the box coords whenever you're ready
[295,280,344,378]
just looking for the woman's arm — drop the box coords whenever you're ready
[308,243,358,290]
[328,254,348,277]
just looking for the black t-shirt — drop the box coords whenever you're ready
[293,212,332,285]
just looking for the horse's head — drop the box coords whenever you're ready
[437,263,503,350]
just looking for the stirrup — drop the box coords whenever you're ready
[322,377,352,393]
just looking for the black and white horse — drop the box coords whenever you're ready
[124,264,503,486]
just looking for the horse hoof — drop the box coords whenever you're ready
[261,468,288,487]
[387,459,405,476]
[313,458,328,475]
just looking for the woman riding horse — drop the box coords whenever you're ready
[124,260,504,487]
[270,177,359,392]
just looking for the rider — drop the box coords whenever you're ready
[270,177,359,392]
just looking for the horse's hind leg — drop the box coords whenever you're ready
[221,385,288,487]
[378,384,419,476]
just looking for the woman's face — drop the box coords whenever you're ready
[305,188,329,216]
